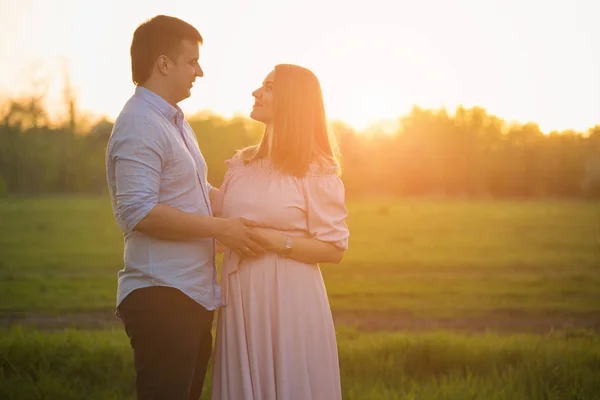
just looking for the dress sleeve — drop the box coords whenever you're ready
[304,172,350,250]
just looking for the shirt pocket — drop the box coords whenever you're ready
[163,140,197,181]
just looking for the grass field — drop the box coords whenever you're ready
[1,196,598,329]
[2,326,600,400]
[1,196,599,399]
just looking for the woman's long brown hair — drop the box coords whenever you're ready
[241,64,340,177]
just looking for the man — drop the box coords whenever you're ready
[105,15,264,400]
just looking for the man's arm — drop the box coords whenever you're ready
[134,203,220,240]
[134,204,264,256]
[110,118,264,256]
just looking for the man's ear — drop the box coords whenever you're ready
[156,55,170,75]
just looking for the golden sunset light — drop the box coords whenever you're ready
[2,2,600,399]
[1,0,598,133]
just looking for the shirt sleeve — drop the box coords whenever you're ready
[109,117,167,234]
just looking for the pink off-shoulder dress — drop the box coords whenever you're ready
[210,156,349,400]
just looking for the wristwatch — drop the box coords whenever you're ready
[280,236,293,257]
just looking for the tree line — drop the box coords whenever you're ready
[1,95,599,198]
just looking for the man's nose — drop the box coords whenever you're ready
[196,65,204,78]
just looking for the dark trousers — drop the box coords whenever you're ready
[117,287,214,400]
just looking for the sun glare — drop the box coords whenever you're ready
[292,23,441,133]
[0,0,598,133]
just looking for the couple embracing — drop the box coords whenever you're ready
[105,15,349,400]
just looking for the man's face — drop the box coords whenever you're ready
[250,69,275,124]
[167,39,203,103]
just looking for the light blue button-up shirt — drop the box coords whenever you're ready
[106,86,221,310]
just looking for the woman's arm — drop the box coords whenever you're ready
[249,228,344,264]
[209,187,219,208]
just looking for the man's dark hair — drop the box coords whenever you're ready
[130,15,203,85]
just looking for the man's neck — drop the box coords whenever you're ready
[140,81,177,107]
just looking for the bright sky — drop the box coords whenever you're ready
[0,0,598,133]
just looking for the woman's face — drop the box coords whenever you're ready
[250,69,275,124]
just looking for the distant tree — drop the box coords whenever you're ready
[0,85,597,199]
[582,126,600,198]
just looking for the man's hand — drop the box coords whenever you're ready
[215,218,267,257]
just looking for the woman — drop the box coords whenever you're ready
[211,64,349,400]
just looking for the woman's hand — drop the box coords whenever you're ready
[249,227,286,253]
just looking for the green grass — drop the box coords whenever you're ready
[1,196,598,322]
[1,196,600,399]
[1,326,599,400]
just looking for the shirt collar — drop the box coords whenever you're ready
[134,85,184,123]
